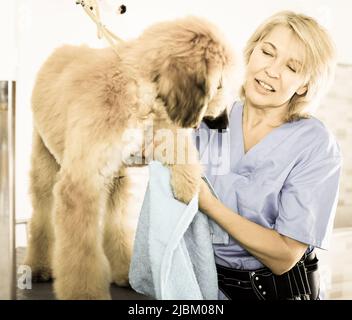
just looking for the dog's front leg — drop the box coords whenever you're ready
[168,162,202,204]
[153,128,202,204]
[52,165,112,300]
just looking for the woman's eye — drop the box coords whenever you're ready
[288,65,297,73]
[262,50,273,56]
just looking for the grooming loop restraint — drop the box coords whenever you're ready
[75,0,126,56]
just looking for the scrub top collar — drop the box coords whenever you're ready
[230,102,296,175]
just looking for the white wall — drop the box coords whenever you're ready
[0,0,351,226]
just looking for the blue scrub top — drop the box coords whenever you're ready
[194,101,342,270]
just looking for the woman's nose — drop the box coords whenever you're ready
[265,62,281,79]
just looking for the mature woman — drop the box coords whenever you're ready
[197,11,342,300]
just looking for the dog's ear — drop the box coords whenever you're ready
[203,109,229,131]
[154,59,209,128]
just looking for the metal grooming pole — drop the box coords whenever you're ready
[0,81,16,300]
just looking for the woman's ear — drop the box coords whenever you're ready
[296,84,308,96]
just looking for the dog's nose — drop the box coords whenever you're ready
[203,109,229,130]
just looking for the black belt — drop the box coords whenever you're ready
[216,251,319,300]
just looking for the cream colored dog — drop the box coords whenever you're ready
[24,16,237,299]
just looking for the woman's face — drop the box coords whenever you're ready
[244,25,308,110]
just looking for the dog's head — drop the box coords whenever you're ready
[138,16,238,129]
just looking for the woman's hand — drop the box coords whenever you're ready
[198,178,217,213]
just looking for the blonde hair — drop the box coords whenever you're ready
[240,11,337,122]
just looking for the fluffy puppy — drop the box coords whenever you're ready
[24,16,237,299]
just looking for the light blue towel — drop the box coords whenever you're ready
[129,161,223,300]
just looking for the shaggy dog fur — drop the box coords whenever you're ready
[24,16,237,299]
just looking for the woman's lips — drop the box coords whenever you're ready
[255,79,276,93]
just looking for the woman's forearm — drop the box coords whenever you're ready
[201,196,305,275]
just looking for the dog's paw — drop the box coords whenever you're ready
[23,259,53,282]
[112,273,130,287]
[54,274,112,300]
[31,266,53,282]
[106,262,131,289]
[172,185,194,204]
[170,170,200,204]
[104,235,132,288]
[53,252,112,300]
